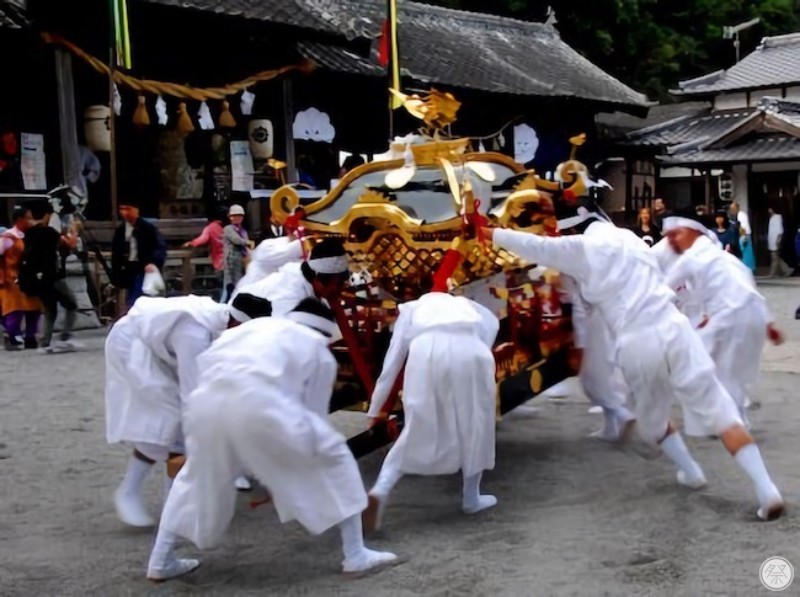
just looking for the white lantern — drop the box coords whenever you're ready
[248,119,274,159]
[84,105,111,152]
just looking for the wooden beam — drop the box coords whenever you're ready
[54,48,82,189]
[282,77,297,183]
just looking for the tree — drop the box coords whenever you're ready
[425,0,800,100]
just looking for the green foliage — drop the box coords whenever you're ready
[423,0,800,100]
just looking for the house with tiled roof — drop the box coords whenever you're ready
[621,33,800,266]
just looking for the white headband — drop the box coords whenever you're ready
[662,216,722,247]
[287,311,338,337]
[662,216,707,234]
[308,255,349,274]
[227,305,250,323]
[556,207,604,231]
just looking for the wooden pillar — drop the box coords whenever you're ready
[704,169,713,212]
[54,49,82,189]
[282,77,297,183]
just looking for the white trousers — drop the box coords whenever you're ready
[579,311,628,414]
[617,310,742,443]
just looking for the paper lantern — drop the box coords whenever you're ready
[84,105,111,152]
[248,119,274,159]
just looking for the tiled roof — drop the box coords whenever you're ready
[760,96,800,127]
[624,108,755,148]
[301,2,647,108]
[675,33,800,95]
[141,0,376,39]
[144,0,648,109]
[596,101,709,139]
[298,41,382,77]
[0,0,28,29]
[627,97,800,165]
[661,135,800,165]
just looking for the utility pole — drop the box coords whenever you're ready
[723,18,760,63]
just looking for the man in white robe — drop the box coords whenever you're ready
[561,275,634,440]
[482,196,784,520]
[105,292,272,528]
[227,237,350,491]
[235,237,350,317]
[145,299,397,582]
[231,235,304,301]
[659,212,784,429]
[363,277,500,532]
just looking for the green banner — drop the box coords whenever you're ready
[112,0,132,69]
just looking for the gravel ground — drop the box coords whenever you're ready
[1,280,799,596]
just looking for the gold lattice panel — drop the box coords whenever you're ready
[344,234,523,299]
[348,235,444,280]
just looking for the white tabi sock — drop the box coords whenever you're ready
[115,455,157,527]
[147,527,200,581]
[120,455,154,497]
[660,432,706,487]
[339,514,398,574]
[462,472,498,514]
[339,514,367,562]
[734,444,782,508]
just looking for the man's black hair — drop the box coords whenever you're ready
[11,206,30,222]
[292,297,335,322]
[231,292,272,319]
[301,261,350,285]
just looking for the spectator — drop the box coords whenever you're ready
[730,201,755,272]
[111,198,167,309]
[221,204,252,302]
[0,207,42,350]
[651,198,670,230]
[767,207,792,277]
[631,207,661,247]
[20,202,81,350]
[183,207,225,279]
[712,210,741,257]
